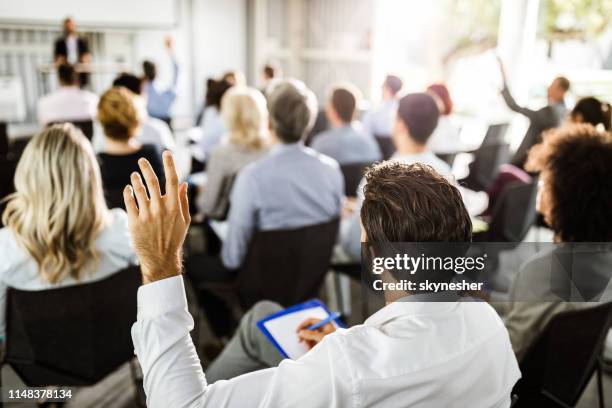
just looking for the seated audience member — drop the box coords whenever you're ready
[362,74,403,138]
[260,63,281,94]
[311,84,381,164]
[498,58,569,169]
[569,96,611,130]
[127,155,520,407]
[341,93,483,259]
[504,124,612,360]
[107,73,175,151]
[198,78,233,158]
[37,64,98,126]
[188,79,343,337]
[0,124,137,342]
[196,86,269,219]
[223,70,246,87]
[426,83,462,155]
[97,87,164,203]
[142,37,179,127]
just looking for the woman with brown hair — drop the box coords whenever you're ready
[97,86,165,206]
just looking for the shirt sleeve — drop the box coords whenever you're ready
[131,276,355,408]
[221,170,259,269]
[501,86,538,120]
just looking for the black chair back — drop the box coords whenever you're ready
[236,219,339,308]
[340,162,371,197]
[0,157,17,227]
[5,266,141,386]
[514,302,612,407]
[462,143,510,191]
[48,120,94,141]
[486,181,538,242]
[207,173,237,221]
[481,123,509,147]
[374,135,395,160]
[0,122,8,158]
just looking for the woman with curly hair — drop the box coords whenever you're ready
[504,124,612,360]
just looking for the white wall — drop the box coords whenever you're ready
[191,0,247,111]
[131,0,247,122]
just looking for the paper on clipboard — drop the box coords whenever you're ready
[257,299,337,360]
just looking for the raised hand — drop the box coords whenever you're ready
[123,151,191,284]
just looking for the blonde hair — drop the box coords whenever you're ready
[98,86,141,140]
[221,86,268,150]
[2,124,109,283]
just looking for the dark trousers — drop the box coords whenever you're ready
[186,254,237,338]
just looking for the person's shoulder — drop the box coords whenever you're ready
[0,227,25,275]
[302,145,340,169]
[96,209,130,246]
[146,117,171,132]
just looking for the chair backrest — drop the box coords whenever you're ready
[340,162,371,197]
[5,266,141,386]
[207,173,237,221]
[48,120,94,141]
[374,135,396,160]
[481,123,510,147]
[0,157,17,227]
[487,181,538,242]
[0,122,8,158]
[236,219,340,309]
[516,302,612,406]
[464,143,510,191]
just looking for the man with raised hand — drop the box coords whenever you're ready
[128,152,520,408]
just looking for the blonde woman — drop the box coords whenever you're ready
[97,86,164,202]
[197,86,269,219]
[0,124,137,341]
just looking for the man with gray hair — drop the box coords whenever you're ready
[186,79,344,337]
[222,78,343,268]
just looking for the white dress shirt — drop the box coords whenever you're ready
[132,276,520,408]
[427,116,463,155]
[37,86,99,126]
[0,208,138,340]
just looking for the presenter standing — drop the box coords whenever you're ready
[53,17,92,87]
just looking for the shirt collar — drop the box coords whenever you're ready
[363,292,464,328]
[270,142,303,155]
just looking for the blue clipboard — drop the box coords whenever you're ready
[256,299,343,359]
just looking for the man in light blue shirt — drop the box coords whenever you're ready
[143,37,179,127]
[362,74,403,138]
[222,79,344,269]
[187,79,344,337]
[311,84,381,164]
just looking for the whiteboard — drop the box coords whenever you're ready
[0,0,177,29]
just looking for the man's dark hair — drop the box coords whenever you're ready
[526,124,612,241]
[57,64,76,86]
[330,85,357,123]
[384,75,403,96]
[571,96,611,131]
[205,78,233,109]
[554,76,571,92]
[143,60,156,82]
[263,64,278,80]
[113,73,143,95]
[361,161,472,243]
[397,93,440,145]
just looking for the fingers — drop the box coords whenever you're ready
[297,329,324,343]
[131,172,149,213]
[123,185,138,219]
[163,151,179,202]
[296,318,321,332]
[179,182,191,225]
[138,158,161,206]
